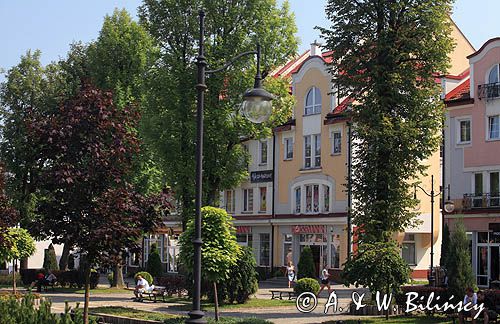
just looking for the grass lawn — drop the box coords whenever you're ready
[324,315,451,324]
[90,306,272,324]
[165,296,295,311]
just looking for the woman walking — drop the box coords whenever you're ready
[318,266,332,296]
[286,261,296,288]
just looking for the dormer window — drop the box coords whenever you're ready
[305,87,321,115]
[488,64,499,84]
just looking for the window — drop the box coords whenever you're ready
[295,187,301,214]
[260,141,268,164]
[259,233,270,266]
[285,138,293,160]
[243,189,254,212]
[331,234,341,269]
[323,185,330,212]
[259,187,267,212]
[283,234,293,266]
[489,64,499,84]
[236,233,253,248]
[402,234,416,265]
[305,87,321,115]
[304,134,321,168]
[225,190,235,213]
[459,119,471,143]
[474,173,483,207]
[489,116,500,139]
[332,131,342,154]
[490,172,500,207]
[305,184,319,213]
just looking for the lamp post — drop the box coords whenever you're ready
[187,10,275,324]
[414,175,454,287]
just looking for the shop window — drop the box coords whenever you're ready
[402,234,416,265]
[236,233,253,248]
[283,234,293,266]
[477,246,489,286]
[259,233,270,266]
[331,234,341,269]
[478,232,489,243]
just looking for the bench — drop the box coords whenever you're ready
[142,286,167,303]
[270,289,296,300]
[448,312,498,324]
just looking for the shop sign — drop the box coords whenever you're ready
[236,226,252,234]
[292,225,326,234]
[250,170,273,183]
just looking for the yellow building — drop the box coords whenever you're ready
[221,21,474,280]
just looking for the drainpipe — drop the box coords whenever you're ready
[347,121,352,259]
[270,134,276,273]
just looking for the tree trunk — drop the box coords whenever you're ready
[385,284,389,320]
[20,258,28,269]
[213,282,219,321]
[59,241,71,271]
[12,259,17,293]
[112,262,125,288]
[83,266,91,324]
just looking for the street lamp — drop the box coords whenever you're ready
[187,10,275,324]
[413,175,454,287]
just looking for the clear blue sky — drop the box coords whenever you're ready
[1,0,498,80]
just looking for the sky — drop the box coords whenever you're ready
[0,0,499,80]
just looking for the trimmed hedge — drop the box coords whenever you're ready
[20,269,100,289]
[294,278,320,296]
[134,271,153,285]
[156,274,186,297]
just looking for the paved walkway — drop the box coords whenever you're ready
[1,279,373,324]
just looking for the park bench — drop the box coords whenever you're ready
[143,286,167,303]
[269,289,296,300]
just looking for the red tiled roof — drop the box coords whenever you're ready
[444,79,470,102]
[443,68,470,80]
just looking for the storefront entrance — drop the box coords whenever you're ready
[476,231,500,287]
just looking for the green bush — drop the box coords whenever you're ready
[146,244,163,279]
[297,246,316,279]
[226,246,258,304]
[447,221,475,300]
[134,271,153,285]
[0,273,22,286]
[107,272,114,286]
[0,293,98,323]
[43,243,59,271]
[293,278,320,296]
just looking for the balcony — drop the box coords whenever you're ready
[463,193,500,210]
[478,82,500,100]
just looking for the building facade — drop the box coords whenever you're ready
[444,37,500,288]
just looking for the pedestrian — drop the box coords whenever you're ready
[286,261,296,288]
[318,266,332,296]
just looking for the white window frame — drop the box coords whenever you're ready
[225,190,235,213]
[292,180,333,214]
[304,87,322,115]
[243,188,254,212]
[284,137,293,160]
[487,64,500,84]
[259,187,267,213]
[487,115,500,140]
[331,130,342,154]
[456,117,471,145]
[304,134,321,168]
[282,234,293,266]
[259,140,268,165]
[402,234,416,266]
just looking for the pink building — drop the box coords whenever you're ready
[444,37,500,288]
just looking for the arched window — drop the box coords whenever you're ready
[305,87,322,115]
[488,64,499,84]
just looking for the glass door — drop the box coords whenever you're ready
[491,246,499,284]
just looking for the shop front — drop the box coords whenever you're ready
[474,226,500,288]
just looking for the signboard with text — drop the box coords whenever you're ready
[250,170,273,183]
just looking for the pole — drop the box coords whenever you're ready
[271,134,276,272]
[347,122,352,259]
[430,175,435,287]
[187,10,207,324]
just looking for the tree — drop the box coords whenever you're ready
[440,222,451,268]
[29,83,171,324]
[179,206,240,319]
[226,246,258,304]
[447,220,475,301]
[43,243,59,271]
[0,166,19,249]
[297,246,316,280]
[319,0,455,290]
[146,244,163,280]
[139,0,298,226]
[0,227,36,292]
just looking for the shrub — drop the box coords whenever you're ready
[297,246,316,279]
[0,273,22,286]
[20,269,45,286]
[107,272,114,286]
[294,278,320,296]
[447,221,475,300]
[226,246,259,304]
[134,271,153,285]
[43,243,59,271]
[395,286,448,310]
[146,244,163,279]
[156,274,186,297]
[0,293,98,323]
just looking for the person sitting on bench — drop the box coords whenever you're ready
[134,275,152,301]
[477,290,497,324]
[29,271,46,292]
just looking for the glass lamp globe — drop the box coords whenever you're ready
[444,200,455,213]
[241,87,275,124]
[413,201,421,212]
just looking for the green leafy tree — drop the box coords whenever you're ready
[297,246,316,279]
[319,0,455,291]
[179,206,240,318]
[139,0,298,226]
[440,222,451,268]
[0,227,36,292]
[226,246,259,304]
[146,244,163,280]
[43,243,59,272]
[447,220,475,301]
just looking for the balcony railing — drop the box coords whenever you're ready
[463,193,500,210]
[478,82,500,100]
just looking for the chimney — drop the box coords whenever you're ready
[310,40,321,56]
